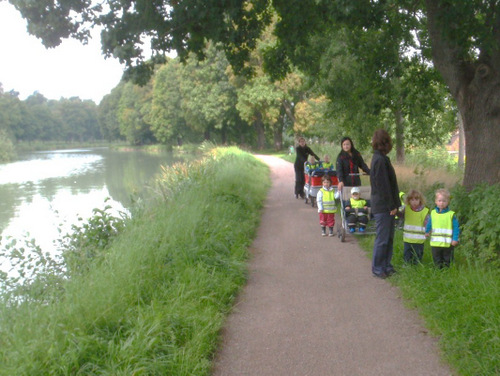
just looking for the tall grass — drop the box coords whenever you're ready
[0,147,270,375]
[358,233,500,375]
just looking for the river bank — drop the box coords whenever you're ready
[0,147,270,374]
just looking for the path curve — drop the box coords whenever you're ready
[213,155,453,376]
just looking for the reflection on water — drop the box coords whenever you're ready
[0,147,175,271]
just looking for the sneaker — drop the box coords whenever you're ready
[321,227,327,237]
[329,228,334,237]
[349,227,355,233]
[359,227,365,233]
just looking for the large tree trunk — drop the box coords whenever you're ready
[394,105,405,163]
[426,1,500,189]
[457,112,465,170]
[273,120,283,151]
[253,111,266,150]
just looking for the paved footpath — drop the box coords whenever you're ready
[213,155,453,376]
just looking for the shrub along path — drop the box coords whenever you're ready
[213,155,453,376]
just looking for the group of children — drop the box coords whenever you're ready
[305,154,334,174]
[315,176,459,268]
[316,176,369,237]
[400,188,459,268]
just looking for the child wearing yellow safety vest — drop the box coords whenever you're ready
[320,154,334,171]
[425,188,460,268]
[401,189,429,264]
[345,186,370,233]
[317,175,339,237]
[305,155,321,174]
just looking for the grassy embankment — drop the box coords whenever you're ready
[0,147,270,375]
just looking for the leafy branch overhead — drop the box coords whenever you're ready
[9,0,500,187]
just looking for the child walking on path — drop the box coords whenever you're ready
[317,175,338,237]
[401,189,429,264]
[425,188,460,268]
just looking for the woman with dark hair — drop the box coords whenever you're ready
[370,129,401,279]
[294,137,320,199]
[336,136,370,192]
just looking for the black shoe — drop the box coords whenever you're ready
[295,194,299,199]
[373,272,388,279]
[386,269,397,277]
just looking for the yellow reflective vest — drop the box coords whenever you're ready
[320,188,337,213]
[403,207,429,244]
[322,161,334,170]
[430,209,455,247]
[349,198,368,216]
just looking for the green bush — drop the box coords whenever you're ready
[451,184,500,268]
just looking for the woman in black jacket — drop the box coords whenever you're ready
[294,137,320,198]
[370,129,401,279]
[336,136,370,192]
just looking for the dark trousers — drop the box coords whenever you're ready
[347,213,369,229]
[431,246,454,268]
[403,242,424,264]
[372,212,396,276]
[294,166,305,196]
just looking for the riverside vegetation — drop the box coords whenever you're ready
[1,145,498,375]
[0,146,270,375]
[285,144,499,375]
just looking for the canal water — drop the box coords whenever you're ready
[0,147,176,273]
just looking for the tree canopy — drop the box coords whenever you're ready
[9,0,500,187]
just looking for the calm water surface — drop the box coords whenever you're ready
[0,147,175,271]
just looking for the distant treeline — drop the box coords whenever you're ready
[1,37,456,163]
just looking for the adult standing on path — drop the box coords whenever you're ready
[370,129,401,279]
[336,136,370,192]
[294,137,320,199]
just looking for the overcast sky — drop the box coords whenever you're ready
[0,2,125,104]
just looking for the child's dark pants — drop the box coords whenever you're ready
[431,246,454,268]
[403,242,424,264]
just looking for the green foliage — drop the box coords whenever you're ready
[0,147,270,374]
[0,203,128,303]
[403,146,461,174]
[0,128,16,162]
[0,236,66,304]
[0,88,102,144]
[58,202,129,277]
[451,184,500,268]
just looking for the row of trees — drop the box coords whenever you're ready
[10,0,498,188]
[0,86,100,157]
[2,35,455,160]
[99,32,455,154]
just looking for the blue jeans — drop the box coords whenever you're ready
[372,212,396,276]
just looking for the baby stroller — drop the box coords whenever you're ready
[338,185,376,242]
[304,164,338,207]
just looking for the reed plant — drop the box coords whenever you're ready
[0,147,270,375]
